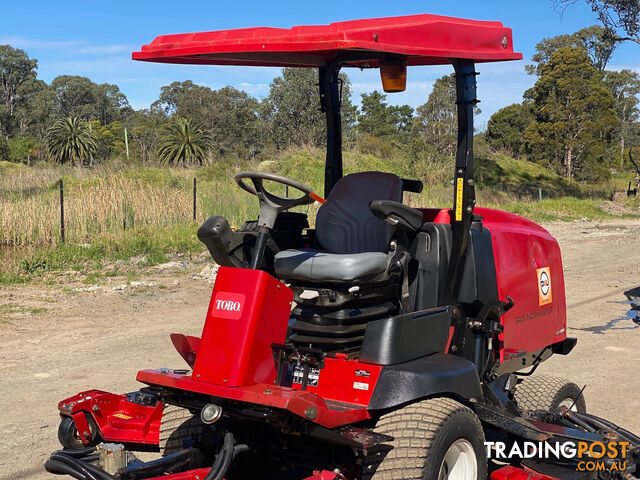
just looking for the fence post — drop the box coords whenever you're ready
[124,128,130,161]
[193,178,197,221]
[538,187,543,203]
[59,179,65,243]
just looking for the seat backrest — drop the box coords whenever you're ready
[315,172,403,254]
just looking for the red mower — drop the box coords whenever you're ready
[47,14,640,480]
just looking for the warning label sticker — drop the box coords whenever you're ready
[292,365,320,387]
[537,267,552,306]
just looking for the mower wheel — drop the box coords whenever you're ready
[58,416,99,450]
[515,375,586,413]
[159,404,203,456]
[364,397,486,480]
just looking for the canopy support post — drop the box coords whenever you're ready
[442,59,478,304]
[319,61,343,198]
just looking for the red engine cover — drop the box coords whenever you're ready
[479,208,567,361]
[192,267,293,387]
[422,207,567,361]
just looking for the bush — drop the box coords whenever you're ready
[8,137,39,164]
[0,138,9,161]
[356,134,394,158]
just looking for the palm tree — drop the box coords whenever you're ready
[46,117,98,166]
[156,117,212,167]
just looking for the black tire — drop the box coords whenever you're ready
[159,404,203,456]
[514,375,586,413]
[58,415,99,450]
[364,397,487,480]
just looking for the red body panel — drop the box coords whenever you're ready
[420,207,567,361]
[137,370,371,429]
[170,333,201,368]
[478,208,567,360]
[58,390,162,445]
[132,14,521,67]
[292,354,383,406]
[147,468,211,480]
[491,466,559,480]
[193,266,293,387]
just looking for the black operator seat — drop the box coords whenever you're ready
[273,172,403,283]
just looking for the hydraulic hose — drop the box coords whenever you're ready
[203,432,250,480]
[573,412,640,446]
[47,452,100,480]
[124,448,201,478]
[44,459,86,480]
[46,451,117,480]
[204,432,234,480]
[52,448,97,459]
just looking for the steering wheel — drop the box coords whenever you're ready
[234,171,317,230]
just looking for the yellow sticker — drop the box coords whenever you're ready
[455,177,463,221]
[112,413,133,420]
[537,267,552,306]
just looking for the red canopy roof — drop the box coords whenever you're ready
[132,14,522,68]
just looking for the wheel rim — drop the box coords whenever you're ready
[72,426,83,446]
[438,439,478,480]
[558,397,579,412]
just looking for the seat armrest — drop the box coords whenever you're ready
[369,200,424,232]
[401,178,424,193]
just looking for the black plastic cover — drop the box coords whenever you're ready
[400,178,424,193]
[369,200,424,232]
[367,353,483,410]
[359,307,451,365]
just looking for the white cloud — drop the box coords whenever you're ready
[0,36,84,49]
[606,64,640,74]
[71,44,139,55]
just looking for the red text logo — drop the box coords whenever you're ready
[212,292,245,320]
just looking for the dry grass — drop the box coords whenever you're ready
[0,169,203,247]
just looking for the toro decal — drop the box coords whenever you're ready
[536,267,552,306]
[212,292,245,320]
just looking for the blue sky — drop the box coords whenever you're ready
[1,1,638,129]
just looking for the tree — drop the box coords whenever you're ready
[89,120,127,162]
[556,0,640,44]
[414,74,480,158]
[46,117,98,166]
[486,103,533,157]
[261,68,355,149]
[0,45,38,135]
[526,25,618,75]
[152,80,215,118]
[152,81,262,157]
[156,117,212,167]
[51,75,130,124]
[14,78,57,139]
[358,91,413,139]
[203,86,262,156]
[128,109,166,163]
[7,137,40,165]
[602,69,640,168]
[523,47,618,181]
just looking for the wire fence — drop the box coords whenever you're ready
[0,177,205,247]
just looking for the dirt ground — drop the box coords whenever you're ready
[1,219,639,479]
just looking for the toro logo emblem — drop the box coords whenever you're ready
[212,292,245,320]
